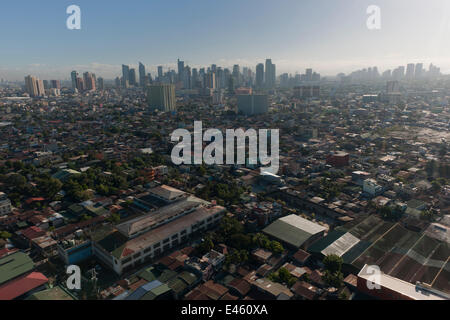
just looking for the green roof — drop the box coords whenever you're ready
[138,267,158,282]
[263,220,313,248]
[178,271,198,286]
[0,252,35,285]
[168,278,188,294]
[141,283,172,300]
[26,286,75,300]
[157,269,178,283]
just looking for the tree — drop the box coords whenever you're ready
[323,254,343,274]
[0,231,12,239]
[322,254,344,288]
[270,241,284,254]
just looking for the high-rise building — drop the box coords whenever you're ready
[256,63,264,89]
[406,63,415,80]
[206,71,216,90]
[139,62,146,87]
[129,68,137,86]
[97,77,104,90]
[157,66,163,79]
[265,59,276,88]
[36,79,45,96]
[50,80,61,89]
[232,65,240,88]
[237,94,268,115]
[147,84,176,112]
[415,63,423,79]
[177,59,185,82]
[71,71,78,90]
[83,72,96,91]
[25,75,38,97]
[122,64,130,88]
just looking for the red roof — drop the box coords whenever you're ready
[0,272,48,300]
[20,226,45,240]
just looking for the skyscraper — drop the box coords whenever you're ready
[97,77,104,91]
[256,63,264,89]
[129,68,137,86]
[139,62,146,87]
[147,84,176,112]
[25,75,38,97]
[177,59,185,82]
[265,59,276,89]
[415,63,423,79]
[157,66,163,80]
[232,65,240,87]
[83,72,96,91]
[122,64,130,88]
[71,71,78,90]
[406,63,415,80]
[237,94,268,115]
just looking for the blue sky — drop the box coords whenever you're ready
[1,0,450,80]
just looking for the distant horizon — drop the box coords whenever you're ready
[2,0,450,81]
[1,59,448,82]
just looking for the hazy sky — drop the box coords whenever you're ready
[1,0,450,80]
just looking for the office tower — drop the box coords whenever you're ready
[129,68,137,86]
[97,77,104,90]
[147,84,176,112]
[237,94,268,115]
[191,68,198,88]
[25,75,38,97]
[264,59,276,89]
[36,79,45,96]
[217,68,225,89]
[43,80,50,90]
[206,71,216,89]
[392,66,405,80]
[382,70,392,79]
[83,72,96,91]
[293,86,320,99]
[183,66,191,89]
[280,73,289,87]
[177,59,185,82]
[211,64,217,73]
[122,64,130,88]
[256,63,264,89]
[232,65,240,87]
[305,68,313,82]
[138,62,146,87]
[415,63,423,79]
[158,66,163,79]
[76,77,85,92]
[50,80,61,89]
[71,71,78,90]
[115,77,121,88]
[406,63,415,80]
[312,72,321,82]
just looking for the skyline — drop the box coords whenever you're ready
[2,0,450,80]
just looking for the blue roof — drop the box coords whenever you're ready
[125,280,163,300]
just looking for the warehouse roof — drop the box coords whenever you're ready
[0,252,35,285]
[0,272,48,300]
[263,214,326,248]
